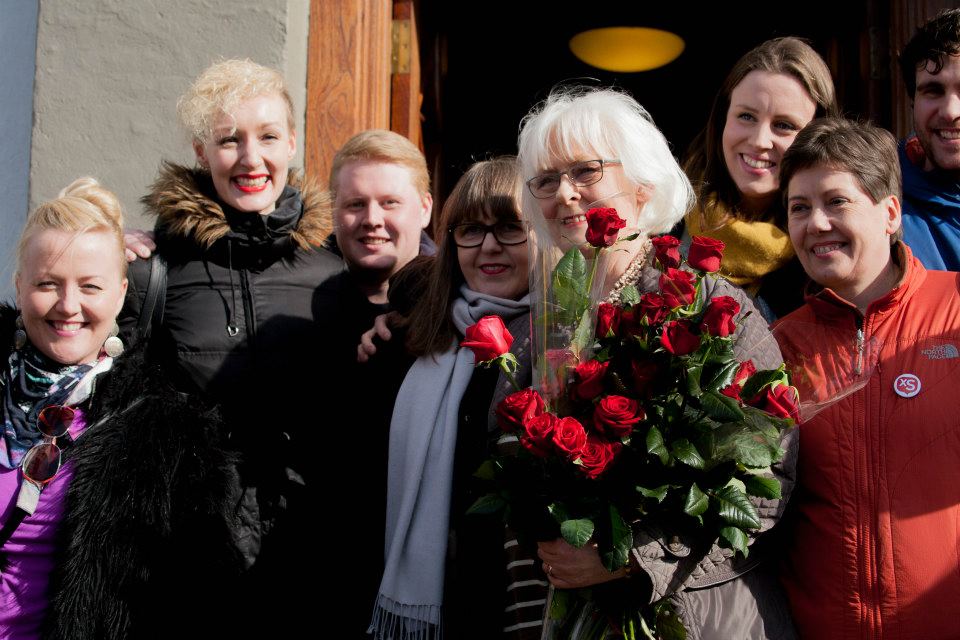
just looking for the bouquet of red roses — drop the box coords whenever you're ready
[463,208,798,640]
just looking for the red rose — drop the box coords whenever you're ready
[594,395,645,439]
[552,417,588,460]
[631,359,659,397]
[720,384,741,401]
[721,360,756,403]
[651,235,681,269]
[462,316,513,363]
[659,268,697,309]
[596,303,622,338]
[521,412,558,457]
[660,319,701,355]
[495,388,546,432]
[637,292,669,326]
[584,207,627,248]
[688,236,725,273]
[573,360,609,401]
[578,435,621,479]
[732,360,756,387]
[749,384,801,423]
[700,296,740,338]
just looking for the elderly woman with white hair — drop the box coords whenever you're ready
[506,87,797,639]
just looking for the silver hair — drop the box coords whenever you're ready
[517,86,694,253]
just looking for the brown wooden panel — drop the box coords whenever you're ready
[391,0,423,151]
[305,0,392,185]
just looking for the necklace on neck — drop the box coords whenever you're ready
[604,239,652,304]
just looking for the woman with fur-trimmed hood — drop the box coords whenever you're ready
[119,60,343,635]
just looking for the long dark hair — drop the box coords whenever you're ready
[684,37,838,225]
[405,156,523,357]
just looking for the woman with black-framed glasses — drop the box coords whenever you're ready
[0,179,238,639]
[367,157,531,640]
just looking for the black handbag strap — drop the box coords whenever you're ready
[137,254,168,340]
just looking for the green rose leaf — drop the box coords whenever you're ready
[686,364,703,397]
[704,360,739,392]
[720,525,749,556]
[656,605,687,640]
[472,459,499,481]
[553,247,588,324]
[744,474,782,499]
[547,502,571,524]
[700,390,746,422]
[684,483,709,521]
[601,504,632,571]
[619,285,641,305]
[571,308,596,355]
[560,518,595,548]
[713,485,761,529]
[740,366,788,400]
[671,438,706,469]
[466,493,506,516]
[637,485,670,503]
[646,425,670,465]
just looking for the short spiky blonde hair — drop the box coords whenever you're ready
[177,59,295,143]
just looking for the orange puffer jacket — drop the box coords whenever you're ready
[774,244,960,640]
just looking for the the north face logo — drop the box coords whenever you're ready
[922,344,960,360]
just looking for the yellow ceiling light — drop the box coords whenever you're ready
[569,27,685,73]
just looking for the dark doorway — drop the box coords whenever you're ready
[417,0,885,200]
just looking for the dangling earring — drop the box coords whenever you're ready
[103,323,124,358]
[13,315,26,350]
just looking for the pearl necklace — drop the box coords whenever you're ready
[603,239,652,304]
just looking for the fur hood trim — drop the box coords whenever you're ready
[141,162,334,251]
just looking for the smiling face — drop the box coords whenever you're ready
[333,160,432,289]
[16,228,128,365]
[534,154,642,250]
[787,165,901,307]
[193,93,296,216]
[722,71,817,214]
[456,215,529,300]
[913,54,960,179]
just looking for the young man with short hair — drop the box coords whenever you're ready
[899,8,960,270]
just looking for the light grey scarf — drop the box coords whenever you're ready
[370,286,530,639]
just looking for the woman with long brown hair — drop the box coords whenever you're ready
[683,37,838,319]
[370,157,531,640]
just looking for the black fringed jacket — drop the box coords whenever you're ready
[0,306,243,639]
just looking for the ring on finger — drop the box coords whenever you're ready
[545,563,553,577]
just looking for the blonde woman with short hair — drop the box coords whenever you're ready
[0,179,238,639]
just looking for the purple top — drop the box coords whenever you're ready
[0,410,86,640]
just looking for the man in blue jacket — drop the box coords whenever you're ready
[899,8,960,271]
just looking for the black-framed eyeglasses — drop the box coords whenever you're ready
[21,405,75,488]
[526,159,622,199]
[449,221,528,248]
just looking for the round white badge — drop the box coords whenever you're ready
[894,374,921,398]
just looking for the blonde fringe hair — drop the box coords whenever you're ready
[17,177,127,276]
[177,58,294,143]
[329,129,430,196]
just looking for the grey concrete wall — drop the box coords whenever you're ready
[30,0,311,233]
[0,0,39,302]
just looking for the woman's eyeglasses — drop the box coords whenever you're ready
[526,159,621,199]
[21,405,75,488]
[449,221,528,248]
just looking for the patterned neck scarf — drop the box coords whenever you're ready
[0,343,97,469]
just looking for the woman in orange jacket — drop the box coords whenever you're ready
[774,117,960,639]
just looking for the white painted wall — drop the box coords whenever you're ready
[0,1,39,302]
[30,0,311,234]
